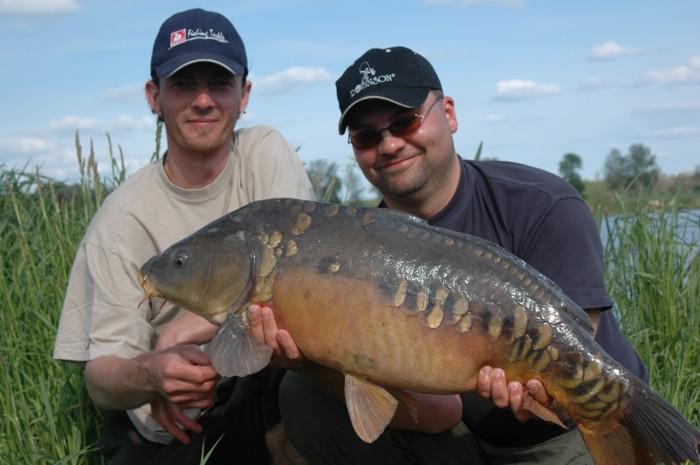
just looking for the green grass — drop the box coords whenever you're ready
[0,136,115,465]
[0,135,698,463]
[602,206,700,427]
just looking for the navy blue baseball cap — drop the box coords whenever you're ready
[336,46,442,134]
[150,8,247,79]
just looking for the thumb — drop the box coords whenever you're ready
[176,344,213,366]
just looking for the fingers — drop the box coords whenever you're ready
[508,382,532,422]
[477,365,542,422]
[277,330,302,362]
[151,397,202,444]
[249,305,278,351]
[144,348,220,402]
[477,366,510,407]
[248,305,304,368]
[526,379,552,406]
[249,304,265,344]
[476,365,491,398]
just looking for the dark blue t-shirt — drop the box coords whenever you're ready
[387,157,647,446]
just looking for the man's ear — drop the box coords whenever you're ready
[442,96,458,134]
[240,80,252,114]
[145,80,160,116]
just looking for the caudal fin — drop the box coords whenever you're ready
[578,378,700,465]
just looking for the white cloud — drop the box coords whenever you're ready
[635,101,700,114]
[494,79,560,101]
[104,84,145,104]
[113,115,154,131]
[0,0,78,14]
[0,136,54,154]
[638,56,700,85]
[424,0,524,7]
[648,126,700,138]
[588,41,639,61]
[252,66,333,95]
[49,116,99,132]
[46,114,154,134]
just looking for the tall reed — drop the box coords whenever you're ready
[0,133,124,464]
[603,206,700,427]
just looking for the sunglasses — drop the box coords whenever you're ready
[347,96,443,150]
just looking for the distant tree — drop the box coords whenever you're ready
[342,162,366,205]
[306,159,342,203]
[558,152,585,196]
[603,144,660,191]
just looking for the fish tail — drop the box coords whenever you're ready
[578,377,700,465]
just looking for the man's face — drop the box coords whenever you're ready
[347,93,459,204]
[147,62,250,155]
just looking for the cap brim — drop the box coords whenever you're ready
[155,51,245,78]
[338,87,430,134]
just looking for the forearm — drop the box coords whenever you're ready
[85,354,156,410]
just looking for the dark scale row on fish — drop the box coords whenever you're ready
[256,201,631,421]
[140,198,700,465]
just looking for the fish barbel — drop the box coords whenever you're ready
[140,198,700,465]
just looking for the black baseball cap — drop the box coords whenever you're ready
[150,8,247,79]
[335,46,442,134]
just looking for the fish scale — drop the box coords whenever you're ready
[140,198,700,465]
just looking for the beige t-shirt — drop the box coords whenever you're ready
[53,125,315,442]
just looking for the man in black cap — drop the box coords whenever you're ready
[260,46,648,465]
[53,8,314,465]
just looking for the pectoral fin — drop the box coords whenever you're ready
[344,374,398,443]
[208,313,273,377]
[522,392,568,429]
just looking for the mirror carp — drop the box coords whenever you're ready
[140,198,700,465]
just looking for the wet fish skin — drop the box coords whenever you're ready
[140,198,700,465]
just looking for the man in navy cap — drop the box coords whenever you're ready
[256,46,648,465]
[53,8,314,464]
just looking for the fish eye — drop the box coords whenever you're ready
[173,251,188,268]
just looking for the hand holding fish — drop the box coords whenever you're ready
[248,304,305,369]
[141,345,219,443]
[476,366,553,422]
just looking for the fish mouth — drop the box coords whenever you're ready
[138,272,164,309]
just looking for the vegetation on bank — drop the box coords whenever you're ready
[1,135,698,464]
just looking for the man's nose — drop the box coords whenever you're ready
[192,87,215,110]
[377,129,406,155]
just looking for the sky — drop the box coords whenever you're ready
[1,0,698,196]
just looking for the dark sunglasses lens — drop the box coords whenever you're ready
[389,114,422,136]
[351,130,382,149]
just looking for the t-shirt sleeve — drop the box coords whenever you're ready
[245,128,316,201]
[53,241,153,362]
[519,197,613,311]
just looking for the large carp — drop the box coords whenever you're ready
[140,198,700,465]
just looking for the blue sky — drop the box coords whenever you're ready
[1,0,698,193]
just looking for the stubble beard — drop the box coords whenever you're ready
[377,168,429,200]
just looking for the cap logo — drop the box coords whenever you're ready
[349,61,396,98]
[168,28,229,50]
[170,29,187,47]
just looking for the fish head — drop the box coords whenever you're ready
[139,225,253,322]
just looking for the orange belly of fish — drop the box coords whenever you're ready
[269,268,508,394]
